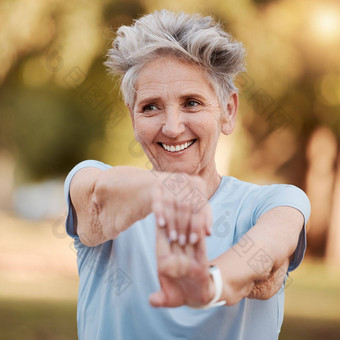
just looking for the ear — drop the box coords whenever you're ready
[128,104,139,142]
[221,92,239,135]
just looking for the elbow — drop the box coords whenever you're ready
[92,176,122,240]
[223,269,277,305]
[223,280,256,306]
[247,280,277,300]
[246,265,286,301]
[78,178,118,247]
[77,194,103,247]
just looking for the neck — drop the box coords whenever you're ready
[197,164,222,199]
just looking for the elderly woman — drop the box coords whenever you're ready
[64,10,310,340]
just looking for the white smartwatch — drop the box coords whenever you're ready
[194,265,226,310]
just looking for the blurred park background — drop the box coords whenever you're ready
[1,0,340,339]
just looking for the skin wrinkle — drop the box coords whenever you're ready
[248,279,271,300]
[86,183,106,246]
[247,257,289,300]
[248,270,280,300]
[89,201,105,244]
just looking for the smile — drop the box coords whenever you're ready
[159,139,196,153]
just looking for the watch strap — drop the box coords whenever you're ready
[194,265,226,310]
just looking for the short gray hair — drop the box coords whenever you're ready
[104,10,246,109]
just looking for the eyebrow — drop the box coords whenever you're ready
[136,93,207,106]
[136,96,162,107]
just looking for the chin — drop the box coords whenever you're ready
[161,163,197,175]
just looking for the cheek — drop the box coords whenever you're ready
[191,117,220,144]
[134,119,157,145]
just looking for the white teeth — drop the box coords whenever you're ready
[161,140,195,153]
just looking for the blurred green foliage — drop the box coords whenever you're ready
[0,0,145,181]
[0,0,339,185]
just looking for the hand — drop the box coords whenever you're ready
[151,173,212,245]
[149,226,215,308]
[149,173,214,308]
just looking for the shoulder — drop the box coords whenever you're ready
[67,160,111,178]
[221,176,260,195]
[219,176,310,224]
[64,160,111,193]
[223,176,308,201]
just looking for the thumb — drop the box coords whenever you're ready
[149,290,166,307]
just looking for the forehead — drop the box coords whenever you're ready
[135,56,217,101]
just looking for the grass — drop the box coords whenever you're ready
[1,293,339,340]
[280,260,340,339]
[0,298,77,340]
[281,317,340,340]
[284,260,340,321]
[0,212,339,339]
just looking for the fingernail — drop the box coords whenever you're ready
[189,232,198,244]
[158,217,166,227]
[179,234,186,246]
[169,230,178,242]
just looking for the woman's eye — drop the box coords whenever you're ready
[186,100,200,107]
[142,104,158,112]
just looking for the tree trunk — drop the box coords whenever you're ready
[305,127,337,257]
[326,151,340,265]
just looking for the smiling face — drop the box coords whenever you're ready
[130,55,238,178]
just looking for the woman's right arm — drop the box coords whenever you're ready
[70,166,212,247]
[70,166,162,246]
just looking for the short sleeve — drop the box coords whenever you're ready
[64,160,112,239]
[251,184,311,272]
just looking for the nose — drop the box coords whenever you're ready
[161,108,185,138]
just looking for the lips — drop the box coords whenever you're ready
[158,139,197,153]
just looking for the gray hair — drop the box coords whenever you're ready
[104,10,246,109]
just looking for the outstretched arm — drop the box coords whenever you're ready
[210,206,304,304]
[70,166,156,246]
[69,166,211,247]
[150,206,304,308]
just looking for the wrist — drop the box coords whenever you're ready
[193,265,227,310]
[207,269,216,302]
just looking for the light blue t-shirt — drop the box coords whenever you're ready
[64,160,311,340]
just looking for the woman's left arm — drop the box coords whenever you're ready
[149,205,304,308]
[210,206,305,305]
